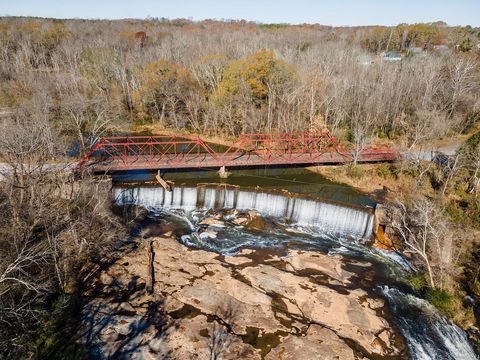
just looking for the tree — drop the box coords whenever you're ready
[213,49,298,134]
[445,55,478,120]
[388,198,466,290]
[215,49,297,105]
[191,54,227,93]
[0,113,122,357]
[460,131,480,196]
[208,302,237,360]
[136,60,199,126]
[458,38,474,52]
[61,96,112,156]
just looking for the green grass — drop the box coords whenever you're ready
[425,288,459,319]
[408,273,428,291]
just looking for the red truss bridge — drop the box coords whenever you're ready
[77,132,399,173]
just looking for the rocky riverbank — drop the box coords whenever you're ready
[79,235,406,359]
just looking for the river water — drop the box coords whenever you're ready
[112,168,478,360]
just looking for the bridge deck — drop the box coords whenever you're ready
[85,150,398,173]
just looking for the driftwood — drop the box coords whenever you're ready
[156,171,173,192]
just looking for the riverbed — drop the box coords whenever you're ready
[78,168,478,359]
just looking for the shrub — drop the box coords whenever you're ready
[426,288,476,327]
[376,164,390,179]
[446,197,480,228]
[408,273,427,291]
[426,288,455,316]
[400,282,477,327]
[345,163,365,179]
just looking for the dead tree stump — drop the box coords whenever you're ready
[146,240,155,294]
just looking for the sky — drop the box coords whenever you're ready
[1,0,479,27]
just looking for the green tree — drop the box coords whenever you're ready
[215,49,297,106]
[458,38,474,52]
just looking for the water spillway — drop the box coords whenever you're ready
[113,185,375,240]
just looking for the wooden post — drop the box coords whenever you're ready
[146,240,155,294]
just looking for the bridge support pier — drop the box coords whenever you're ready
[218,166,230,179]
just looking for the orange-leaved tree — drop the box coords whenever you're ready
[215,49,297,106]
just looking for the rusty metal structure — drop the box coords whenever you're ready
[77,132,399,173]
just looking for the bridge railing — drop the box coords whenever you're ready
[76,132,399,171]
[222,132,342,161]
[76,135,221,170]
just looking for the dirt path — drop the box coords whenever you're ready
[401,126,479,161]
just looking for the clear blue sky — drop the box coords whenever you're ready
[1,0,479,27]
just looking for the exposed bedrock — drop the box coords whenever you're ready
[79,237,405,359]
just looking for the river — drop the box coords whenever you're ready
[88,168,478,359]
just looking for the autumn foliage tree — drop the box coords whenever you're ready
[215,49,297,104]
[212,49,298,133]
[135,60,199,126]
[362,23,444,53]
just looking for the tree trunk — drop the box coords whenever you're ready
[425,257,435,289]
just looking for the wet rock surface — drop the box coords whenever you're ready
[79,236,406,359]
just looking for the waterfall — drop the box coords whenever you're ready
[381,287,478,360]
[113,185,375,239]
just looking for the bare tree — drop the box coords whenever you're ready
[62,97,112,155]
[446,55,478,121]
[388,197,470,290]
[0,110,122,357]
[388,198,444,289]
[463,140,480,197]
[444,157,462,198]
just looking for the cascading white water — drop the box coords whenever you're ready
[113,185,375,239]
[381,287,478,360]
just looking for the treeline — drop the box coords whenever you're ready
[0,17,479,156]
[362,22,480,53]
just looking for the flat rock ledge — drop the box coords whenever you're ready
[79,237,405,359]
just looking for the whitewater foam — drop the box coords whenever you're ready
[114,185,375,239]
[381,286,478,360]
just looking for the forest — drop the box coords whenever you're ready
[0,16,479,357]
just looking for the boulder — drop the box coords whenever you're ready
[283,250,357,284]
[245,215,274,232]
[224,256,252,266]
[199,217,225,227]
